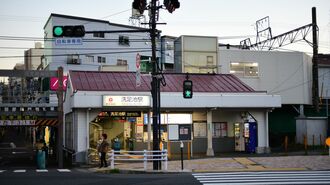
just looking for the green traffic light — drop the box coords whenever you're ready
[185,90,192,98]
[53,26,63,36]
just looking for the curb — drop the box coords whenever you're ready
[90,168,192,174]
[192,167,307,173]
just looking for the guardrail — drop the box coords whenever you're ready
[108,150,168,171]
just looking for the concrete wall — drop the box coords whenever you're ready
[219,49,312,105]
[296,118,328,145]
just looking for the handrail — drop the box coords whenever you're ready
[108,149,168,171]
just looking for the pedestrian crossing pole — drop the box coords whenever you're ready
[57,67,64,168]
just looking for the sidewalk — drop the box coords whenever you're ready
[90,155,330,173]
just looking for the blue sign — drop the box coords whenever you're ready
[55,38,83,45]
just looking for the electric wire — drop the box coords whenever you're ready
[268,61,304,93]
[270,70,330,94]
[0,49,155,59]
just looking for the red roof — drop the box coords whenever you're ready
[69,71,256,93]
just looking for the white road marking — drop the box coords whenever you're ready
[57,169,71,172]
[13,170,26,173]
[193,171,330,185]
[36,169,48,172]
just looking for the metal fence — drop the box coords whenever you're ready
[108,150,168,171]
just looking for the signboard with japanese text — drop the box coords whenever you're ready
[103,95,150,107]
[55,38,83,45]
[0,120,36,126]
[168,124,192,141]
[109,111,141,117]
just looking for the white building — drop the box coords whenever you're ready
[64,71,280,163]
[174,35,218,74]
[219,49,313,105]
[43,13,153,74]
[24,42,43,70]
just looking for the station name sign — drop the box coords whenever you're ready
[103,95,150,107]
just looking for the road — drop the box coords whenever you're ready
[193,170,330,185]
[0,168,200,185]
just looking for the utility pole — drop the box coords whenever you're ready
[312,7,319,111]
[150,0,160,170]
[132,0,180,170]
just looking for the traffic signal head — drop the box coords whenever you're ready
[183,80,193,99]
[53,25,85,37]
[164,0,180,13]
[132,0,147,15]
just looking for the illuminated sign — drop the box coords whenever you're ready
[50,76,68,91]
[103,95,150,107]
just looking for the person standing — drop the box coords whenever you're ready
[97,133,109,168]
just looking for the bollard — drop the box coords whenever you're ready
[187,142,191,160]
[180,141,184,171]
[284,136,288,153]
[167,141,171,160]
[304,134,308,155]
[312,135,315,151]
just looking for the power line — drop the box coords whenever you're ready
[81,9,131,25]
[270,70,330,94]
[0,49,154,59]
[268,61,304,93]
[0,46,155,50]
[0,35,151,42]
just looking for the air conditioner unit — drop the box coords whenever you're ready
[67,55,81,64]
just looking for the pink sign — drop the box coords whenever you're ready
[50,76,68,91]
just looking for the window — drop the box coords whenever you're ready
[97,56,106,63]
[117,59,127,65]
[212,122,227,137]
[193,122,207,137]
[230,62,259,77]
[86,56,94,63]
[119,35,130,46]
[93,32,104,38]
[166,44,174,50]
[207,56,214,66]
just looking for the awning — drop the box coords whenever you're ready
[35,119,58,126]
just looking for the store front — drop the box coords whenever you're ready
[63,71,281,163]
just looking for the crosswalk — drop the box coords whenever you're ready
[193,171,330,185]
[0,169,71,173]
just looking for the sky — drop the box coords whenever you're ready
[0,0,329,70]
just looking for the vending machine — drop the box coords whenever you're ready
[244,122,257,153]
[234,123,245,151]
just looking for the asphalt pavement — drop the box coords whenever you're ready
[0,168,200,185]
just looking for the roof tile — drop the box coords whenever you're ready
[69,71,256,93]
